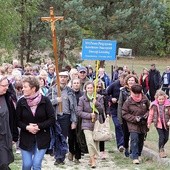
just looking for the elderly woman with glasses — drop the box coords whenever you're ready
[0,75,18,170]
[16,76,55,170]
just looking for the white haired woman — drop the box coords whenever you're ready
[0,75,18,170]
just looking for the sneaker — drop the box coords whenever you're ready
[124,149,129,157]
[54,160,65,165]
[100,151,106,160]
[68,152,74,161]
[16,149,21,154]
[118,146,125,152]
[159,150,167,158]
[133,159,139,164]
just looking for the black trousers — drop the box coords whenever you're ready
[68,129,81,160]
[162,84,169,97]
[99,141,105,152]
[156,128,169,150]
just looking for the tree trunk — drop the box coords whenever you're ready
[26,21,32,62]
[100,60,105,68]
[19,0,26,67]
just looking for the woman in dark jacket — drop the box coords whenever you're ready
[139,68,149,95]
[0,75,18,170]
[122,84,150,164]
[78,81,104,168]
[117,74,139,157]
[16,76,55,170]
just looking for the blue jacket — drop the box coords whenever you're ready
[161,72,170,85]
[107,80,122,110]
[100,73,110,88]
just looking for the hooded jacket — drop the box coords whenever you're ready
[147,99,170,130]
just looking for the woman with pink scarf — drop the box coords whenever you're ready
[122,84,150,164]
[16,76,55,170]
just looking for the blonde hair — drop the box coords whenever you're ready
[154,90,168,99]
[69,68,78,79]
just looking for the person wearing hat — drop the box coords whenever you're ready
[148,64,161,101]
[77,66,89,91]
[47,70,77,165]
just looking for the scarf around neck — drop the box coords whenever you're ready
[24,91,42,116]
[131,93,142,103]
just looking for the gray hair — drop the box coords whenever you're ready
[0,75,7,83]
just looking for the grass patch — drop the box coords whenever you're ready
[106,138,169,170]
[107,118,170,170]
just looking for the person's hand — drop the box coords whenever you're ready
[57,97,62,103]
[167,121,170,126]
[147,124,150,129]
[26,123,40,134]
[136,116,141,122]
[111,98,117,103]
[92,99,96,105]
[91,113,96,119]
[71,122,77,129]
[143,114,148,119]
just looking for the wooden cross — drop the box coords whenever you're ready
[41,7,64,112]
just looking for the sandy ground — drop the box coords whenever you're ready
[42,151,125,170]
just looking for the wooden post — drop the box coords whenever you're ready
[41,7,64,112]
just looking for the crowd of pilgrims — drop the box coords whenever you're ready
[0,57,170,169]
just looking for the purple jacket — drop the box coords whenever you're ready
[78,93,104,131]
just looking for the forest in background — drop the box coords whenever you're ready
[0,0,169,68]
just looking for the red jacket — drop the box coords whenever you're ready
[139,74,149,91]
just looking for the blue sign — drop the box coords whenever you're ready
[82,39,117,60]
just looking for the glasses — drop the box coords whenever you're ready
[25,69,32,72]
[97,86,102,89]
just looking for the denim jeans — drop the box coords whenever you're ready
[130,132,145,159]
[21,145,47,170]
[111,109,124,149]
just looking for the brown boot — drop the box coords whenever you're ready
[90,156,96,168]
[159,149,167,158]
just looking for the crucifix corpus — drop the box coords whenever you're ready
[41,7,64,112]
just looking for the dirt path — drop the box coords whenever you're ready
[42,151,126,170]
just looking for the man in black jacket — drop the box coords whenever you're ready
[148,64,161,101]
[107,73,127,153]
